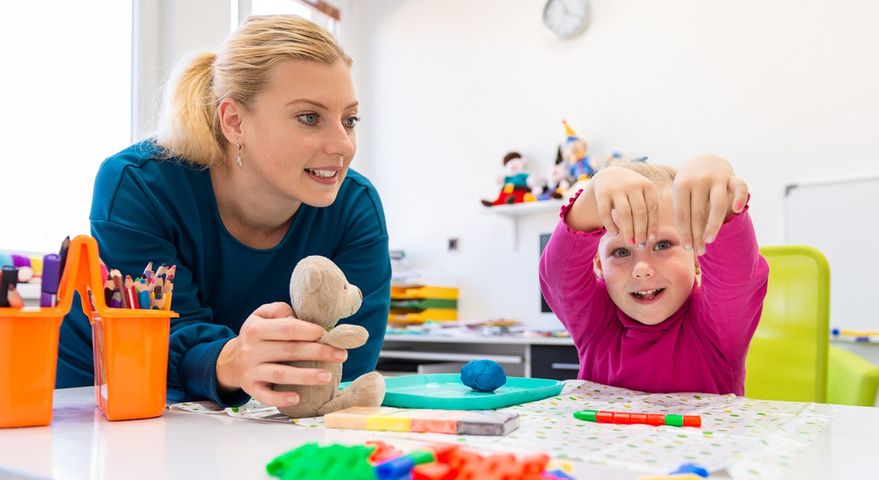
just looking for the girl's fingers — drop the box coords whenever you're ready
[704,184,728,245]
[611,194,634,245]
[673,186,694,252]
[689,187,710,256]
[595,192,617,235]
[729,177,749,213]
[248,382,300,408]
[642,184,660,242]
[627,190,649,248]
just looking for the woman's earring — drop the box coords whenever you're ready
[235,140,243,169]
[694,262,701,275]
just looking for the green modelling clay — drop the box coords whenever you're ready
[266,442,376,480]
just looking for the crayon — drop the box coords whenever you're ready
[110,270,129,308]
[142,262,154,280]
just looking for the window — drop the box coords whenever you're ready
[0,1,132,252]
[237,0,340,35]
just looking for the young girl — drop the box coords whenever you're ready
[539,154,769,395]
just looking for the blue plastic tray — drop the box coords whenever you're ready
[366,374,564,410]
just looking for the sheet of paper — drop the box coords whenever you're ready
[168,380,834,479]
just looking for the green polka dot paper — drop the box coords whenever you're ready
[358,380,834,479]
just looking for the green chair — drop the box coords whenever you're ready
[745,246,830,402]
[827,345,879,406]
[745,245,879,406]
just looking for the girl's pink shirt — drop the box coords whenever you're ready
[539,192,769,395]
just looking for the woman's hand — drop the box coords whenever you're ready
[216,302,349,407]
[672,154,749,256]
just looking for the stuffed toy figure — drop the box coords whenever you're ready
[481,151,537,206]
[274,256,385,418]
[533,146,573,201]
[562,120,597,181]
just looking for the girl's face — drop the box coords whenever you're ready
[239,60,359,207]
[595,198,697,325]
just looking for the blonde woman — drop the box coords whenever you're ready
[58,16,390,409]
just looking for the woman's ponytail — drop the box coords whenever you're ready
[156,52,226,167]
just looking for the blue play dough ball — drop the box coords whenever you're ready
[460,359,507,392]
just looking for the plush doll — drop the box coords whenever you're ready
[274,256,385,418]
[562,120,597,181]
[534,146,573,201]
[481,151,537,207]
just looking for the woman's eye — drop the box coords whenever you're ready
[654,240,671,251]
[297,113,319,125]
[612,248,631,258]
[343,115,360,129]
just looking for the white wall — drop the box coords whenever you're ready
[133,0,233,140]
[132,0,357,139]
[344,0,879,328]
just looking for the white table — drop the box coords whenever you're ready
[0,387,876,479]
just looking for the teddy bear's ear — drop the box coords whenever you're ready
[304,268,323,294]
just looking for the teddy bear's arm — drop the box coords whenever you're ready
[319,324,368,350]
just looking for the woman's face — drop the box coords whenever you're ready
[240,60,359,207]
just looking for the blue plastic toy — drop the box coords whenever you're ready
[461,359,507,392]
[670,462,710,478]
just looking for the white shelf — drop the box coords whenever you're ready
[480,199,564,249]
[384,333,573,346]
[480,199,564,217]
[379,350,523,364]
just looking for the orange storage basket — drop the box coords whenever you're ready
[0,235,178,427]
[0,308,65,428]
[90,310,171,420]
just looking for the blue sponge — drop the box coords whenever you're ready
[460,359,507,392]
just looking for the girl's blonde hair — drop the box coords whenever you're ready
[155,15,352,167]
[617,162,677,191]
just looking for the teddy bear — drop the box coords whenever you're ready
[274,256,385,418]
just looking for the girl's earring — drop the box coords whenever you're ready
[694,262,701,275]
[235,140,243,169]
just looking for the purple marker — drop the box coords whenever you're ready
[41,254,61,308]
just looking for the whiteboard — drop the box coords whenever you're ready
[785,176,879,331]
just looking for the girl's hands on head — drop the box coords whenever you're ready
[215,302,348,408]
[672,154,749,256]
[589,166,661,247]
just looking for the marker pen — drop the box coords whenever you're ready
[0,266,18,307]
[40,254,61,308]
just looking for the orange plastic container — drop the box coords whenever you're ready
[0,235,178,427]
[0,307,65,428]
[90,309,171,420]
